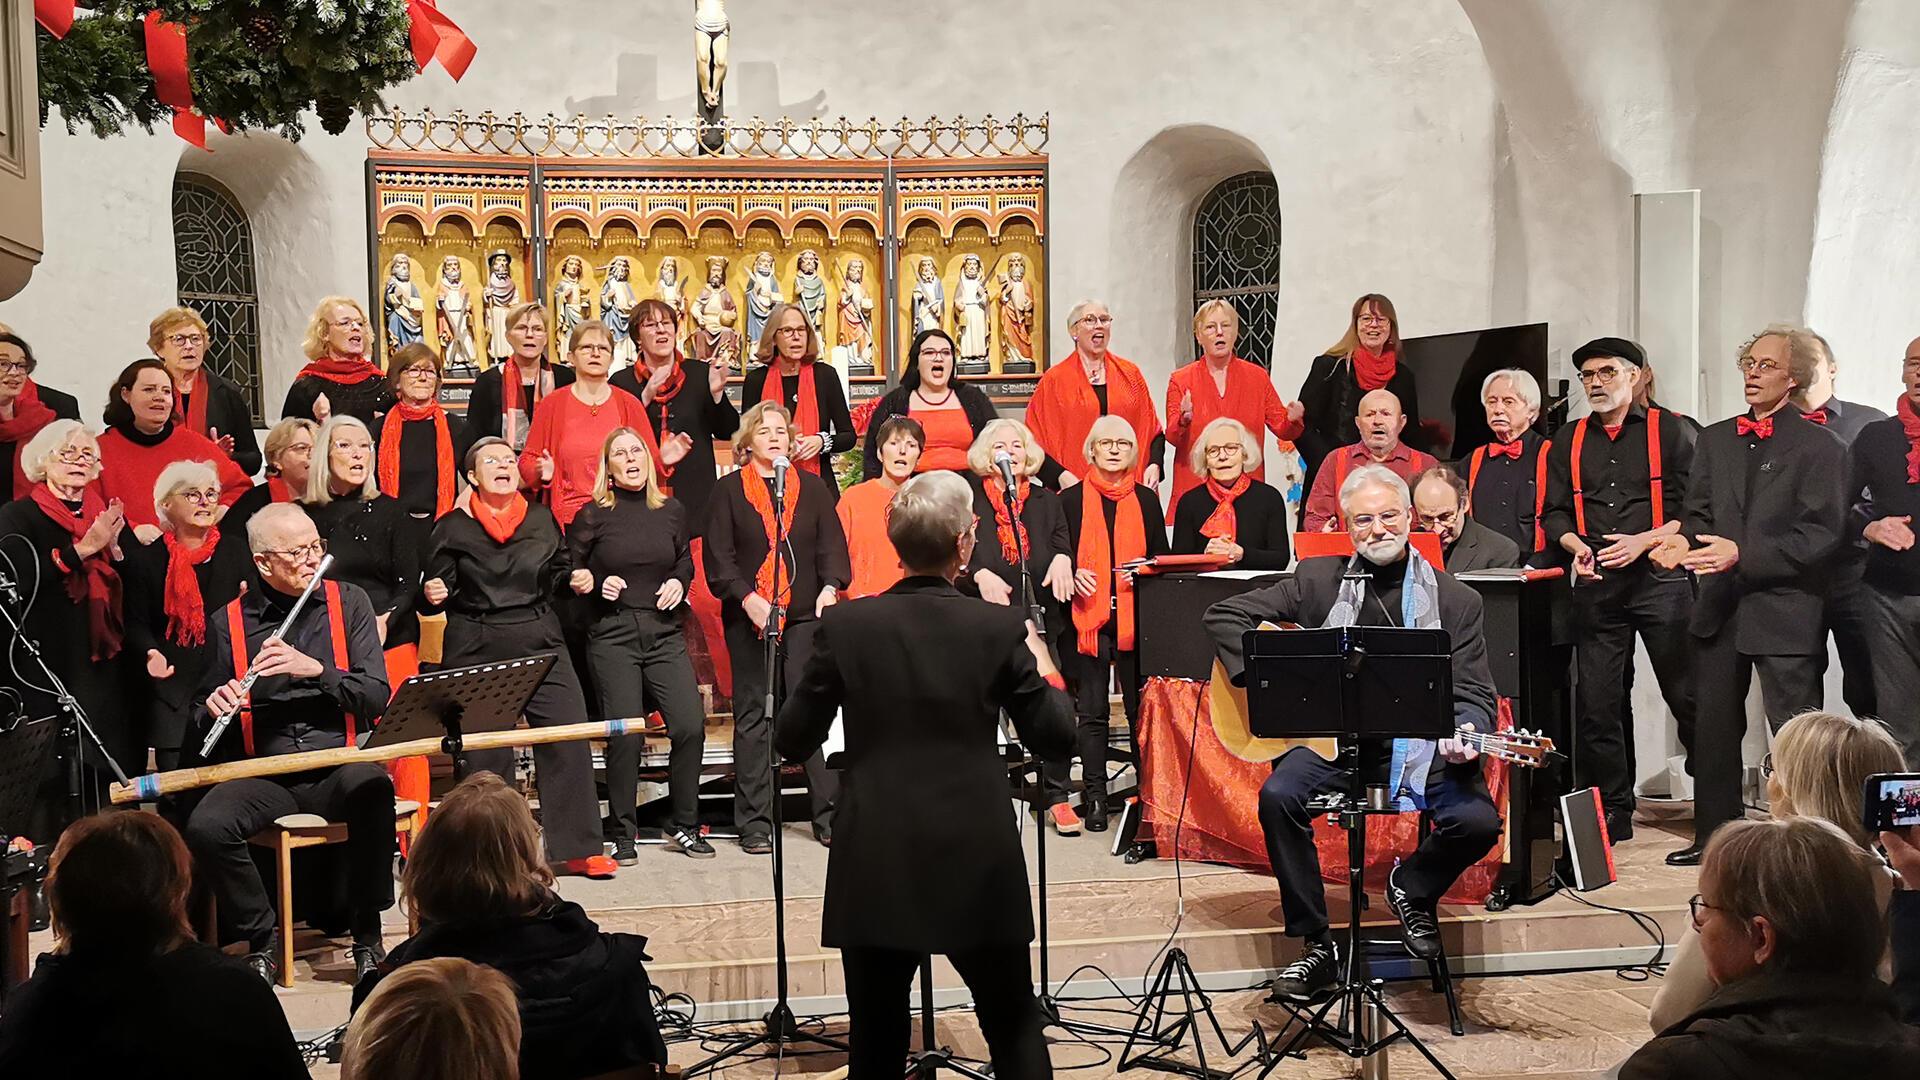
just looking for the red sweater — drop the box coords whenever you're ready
[517,384,663,530]
[97,423,252,529]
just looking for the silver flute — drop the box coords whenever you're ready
[198,554,335,758]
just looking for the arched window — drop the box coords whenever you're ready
[171,174,263,423]
[1191,172,1281,367]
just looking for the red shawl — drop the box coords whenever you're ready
[162,528,220,647]
[1353,345,1397,391]
[378,401,456,517]
[1073,474,1145,656]
[266,475,295,504]
[173,369,209,437]
[982,476,1031,567]
[469,491,529,546]
[0,381,57,499]
[760,362,823,476]
[31,484,123,659]
[1899,395,1920,485]
[1199,474,1250,543]
[296,355,380,384]
[1026,353,1162,483]
[743,469,800,630]
[501,360,555,450]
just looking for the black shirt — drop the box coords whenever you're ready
[1170,478,1292,570]
[610,359,738,534]
[1540,407,1697,548]
[281,372,394,434]
[739,362,856,505]
[1062,484,1171,600]
[966,473,1071,597]
[1809,396,1889,446]
[567,489,694,610]
[1453,427,1549,553]
[425,502,572,618]
[1851,416,1920,595]
[1296,353,1425,485]
[703,468,850,621]
[302,491,422,647]
[121,528,257,746]
[392,411,477,517]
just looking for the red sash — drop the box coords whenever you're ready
[1570,410,1664,537]
[224,580,354,757]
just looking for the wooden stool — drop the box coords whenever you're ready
[247,799,421,988]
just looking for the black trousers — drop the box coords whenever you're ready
[445,611,604,863]
[1256,746,1500,939]
[726,614,838,836]
[1820,561,1878,718]
[182,763,394,952]
[1864,582,1920,766]
[1692,629,1824,841]
[1571,563,1698,815]
[587,606,707,834]
[841,944,1052,1080]
[1046,623,1140,807]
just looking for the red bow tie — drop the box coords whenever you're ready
[1487,439,1524,460]
[1802,408,1829,426]
[1736,415,1775,439]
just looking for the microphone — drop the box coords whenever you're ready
[993,448,1018,492]
[1342,548,1367,579]
[771,454,791,502]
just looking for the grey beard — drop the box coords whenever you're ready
[1360,536,1408,565]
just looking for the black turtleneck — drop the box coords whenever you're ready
[301,491,421,647]
[566,487,693,611]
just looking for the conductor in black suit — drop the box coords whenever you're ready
[1655,325,1847,864]
[775,470,1073,1080]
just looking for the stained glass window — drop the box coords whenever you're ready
[172,174,264,423]
[1191,172,1281,368]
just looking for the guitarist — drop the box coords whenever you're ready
[1203,464,1500,1004]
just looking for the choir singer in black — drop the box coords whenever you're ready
[775,470,1072,1080]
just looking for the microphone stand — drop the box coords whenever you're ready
[0,561,131,817]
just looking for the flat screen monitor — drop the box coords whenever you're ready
[1400,322,1553,460]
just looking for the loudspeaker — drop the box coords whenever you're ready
[1559,786,1617,892]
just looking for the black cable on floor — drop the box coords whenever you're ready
[1548,871,1669,982]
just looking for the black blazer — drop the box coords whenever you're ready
[121,528,256,748]
[466,362,578,444]
[610,359,739,534]
[1444,518,1522,574]
[741,361,856,504]
[35,382,81,421]
[183,369,263,475]
[1683,408,1846,654]
[703,468,851,623]
[860,382,998,482]
[1297,353,1424,483]
[1170,478,1292,570]
[774,576,1074,951]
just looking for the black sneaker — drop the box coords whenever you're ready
[244,949,280,987]
[667,827,716,859]
[350,940,386,984]
[741,832,773,855]
[1387,863,1443,961]
[613,837,640,865]
[1269,941,1338,1002]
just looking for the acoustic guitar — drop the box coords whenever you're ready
[1208,622,1555,768]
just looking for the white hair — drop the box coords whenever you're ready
[1481,368,1541,417]
[245,502,312,555]
[1067,300,1110,328]
[1338,463,1410,514]
[1188,417,1263,475]
[308,415,379,504]
[1082,414,1139,470]
[888,471,976,573]
[152,459,221,531]
[19,419,94,484]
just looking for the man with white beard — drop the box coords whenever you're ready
[1204,464,1500,1004]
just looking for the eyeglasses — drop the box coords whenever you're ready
[1200,321,1235,334]
[1687,894,1724,931]
[1349,509,1407,531]
[174,487,222,506]
[1418,509,1462,528]
[165,333,206,348]
[331,317,366,330]
[402,366,438,378]
[53,446,99,466]
[775,325,811,336]
[0,360,27,375]
[1578,365,1625,384]
[1075,314,1114,327]
[1736,357,1785,375]
[1204,444,1242,458]
[262,538,328,563]
[1093,438,1135,452]
[919,347,955,360]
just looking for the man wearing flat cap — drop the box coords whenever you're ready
[1538,337,1699,844]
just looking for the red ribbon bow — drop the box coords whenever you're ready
[1487,439,1524,460]
[407,0,475,81]
[1736,415,1774,439]
[33,0,74,37]
[142,10,217,149]
[1802,408,1829,426]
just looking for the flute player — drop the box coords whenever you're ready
[182,503,397,988]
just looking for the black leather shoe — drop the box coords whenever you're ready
[812,823,833,848]
[1269,942,1338,1002]
[1387,864,1443,961]
[741,832,774,855]
[1665,843,1705,867]
[1085,799,1109,832]
[350,941,386,984]
[1605,812,1634,844]
[244,949,279,987]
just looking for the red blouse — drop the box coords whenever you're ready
[910,404,975,474]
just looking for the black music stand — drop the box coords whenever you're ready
[0,716,59,992]
[1242,625,1460,1080]
[364,654,559,771]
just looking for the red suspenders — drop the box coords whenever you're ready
[1569,409,1664,538]
[1468,441,1554,553]
[1332,451,1352,527]
[224,580,356,757]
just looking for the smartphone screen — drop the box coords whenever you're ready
[1865,773,1920,833]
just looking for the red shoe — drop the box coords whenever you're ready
[1048,804,1083,836]
[557,854,618,879]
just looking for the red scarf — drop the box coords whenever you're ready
[0,381,58,499]
[296,355,379,384]
[1898,395,1920,485]
[639,355,689,411]
[162,528,219,647]
[742,469,800,630]
[982,477,1031,566]
[172,368,209,437]
[1353,346,1397,391]
[501,360,555,450]
[1199,474,1250,543]
[378,401,456,517]
[30,484,123,660]
[1073,474,1145,656]
[468,491,528,545]
[1026,353,1160,484]
[760,362,822,476]
[266,475,295,503]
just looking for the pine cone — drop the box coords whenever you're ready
[242,11,284,54]
[315,93,353,135]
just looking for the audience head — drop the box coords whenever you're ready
[1573,337,1645,417]
[304,297,371,361]
[147,307,210,382]
[1355,389,1406,457]
[262,417,317,489]
[1768,710,1905,847]
[591,426,664,510]
[757,302,817,366]
[1481,368,1540,442]
[1411,466,1470,547]
[21,419,101,494]
[45,811,193,958]
[872,415,925,485]
[733,400,792,467]
[247,503,326,594]
[465,437,519,499]
[1067,301,1114,360]
[309,415,378,504]
[1340,464,1412,565]
[341,956,521,1080]
[403,772,554,927]
[888,470,977,579]
[1084,415,1139,478]
[1193,299,1239,363]
[1694,817,1884,987]
[633,298,680,364]
[1737,324,1820,414]
[904,329,957,392]
[0,332,38,406]
[387,342,444,405]
[1191,417,1261,483]
[1329,293,1401,359]
[504,301,549,365]
[153,459,222,535]
[103,358,175,434]
[567,319,616,379]
[969,417,1044,480]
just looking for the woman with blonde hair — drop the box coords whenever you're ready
[568,426,711,861]
[351,773,668,1080]
[1648,710,1906,1032]
[741,301,855,505]
[343,958,520,1080]
[1163,299,1304,507]
[281,295,395,430]
[303,415,421,652]
[149,305,261,474]
[1296,293,1423,486]
[224,417,316,532]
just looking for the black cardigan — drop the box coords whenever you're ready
[703,467,850,623]
[121,528,257,749]
[180,368,263,475]
[301,491,422,647]
[610,358,740,535]
[1062,484,1171,634]
[861,382,998,482]
[740,362,856,505]
[1170,477,1292,570]
[281,371,394,434]
[465,361,577,445]
[1296,353,1424,485]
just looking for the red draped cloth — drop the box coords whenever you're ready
[383,642,429,848]
[1135,676,1512,905]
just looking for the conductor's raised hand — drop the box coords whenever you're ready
[250,638,323,681]
[1024,620,1060,680]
